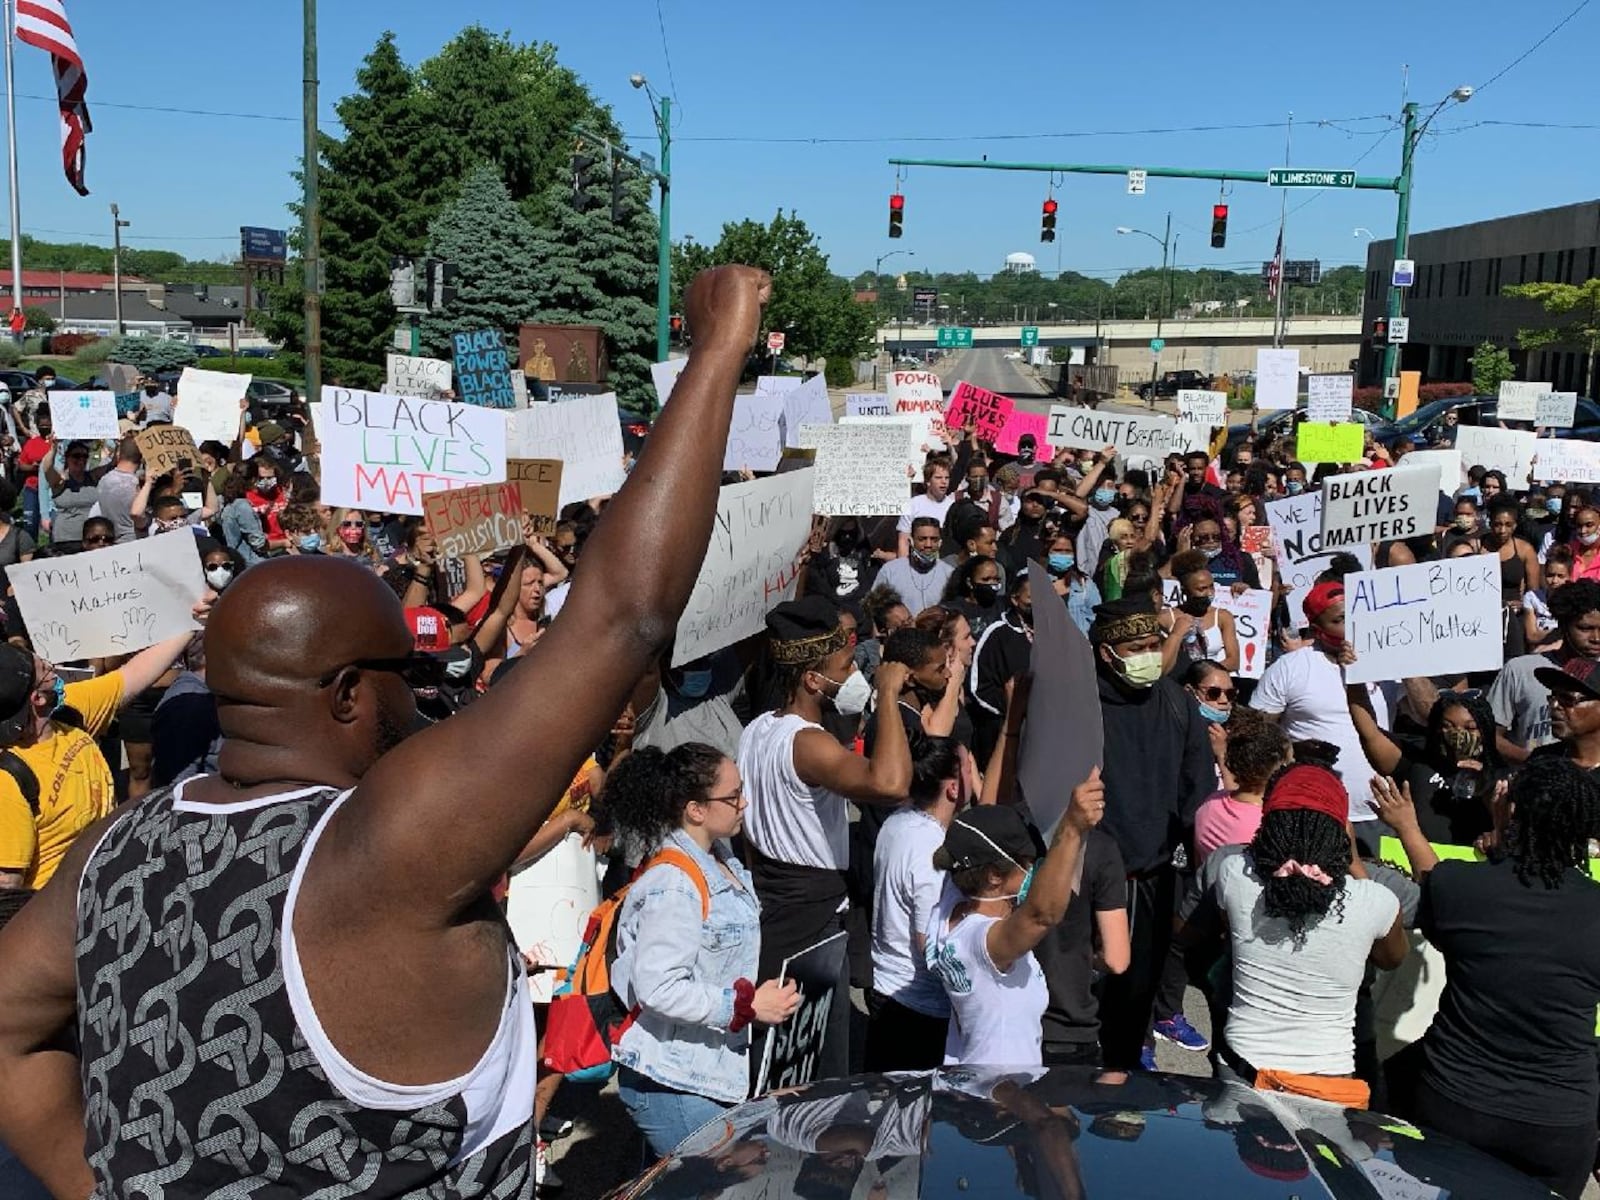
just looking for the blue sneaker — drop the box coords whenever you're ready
[1139,1045,1157,1072]
[1152,1013,1211,1053]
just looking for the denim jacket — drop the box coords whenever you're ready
[611,830,761,1104]
[220,498,268,565]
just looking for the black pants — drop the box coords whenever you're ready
[1097,866,1175,1071]
[863,992,948,1072]
[1412,1079,1595,1200]
[1042,1041,1102,1068]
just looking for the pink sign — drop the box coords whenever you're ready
[994,408,1054,459]
[945,381,1015,443]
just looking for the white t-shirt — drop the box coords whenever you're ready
[871,807,950,1018]
[926,884,1047,1066]
[738,711,848,870]
[1253,646,1388,821]
[896,492,955,538]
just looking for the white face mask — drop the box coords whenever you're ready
[821,669,871,716]
[204,565,235,591]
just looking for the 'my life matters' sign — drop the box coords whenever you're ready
[452,329,517,409]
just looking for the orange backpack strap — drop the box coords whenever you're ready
[640,847,711,919]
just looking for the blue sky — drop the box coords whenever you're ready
[7,0,1597,283]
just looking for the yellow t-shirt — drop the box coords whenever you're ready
[0,672,123,889]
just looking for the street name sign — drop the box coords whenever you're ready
[1267,169,1356,189]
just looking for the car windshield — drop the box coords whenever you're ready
[1390,398,1462,436]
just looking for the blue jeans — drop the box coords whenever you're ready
[0,1139,51,1200]
[617,1065,730,1160]
[20,486,38,540]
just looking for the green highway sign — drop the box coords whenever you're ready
[1149,337,1166,353]
[1267,168,1356,189]
[1020,326,1039,348]
[937,326,975,349]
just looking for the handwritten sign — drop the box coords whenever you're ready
[10,531,203,661]
[1320,465,1439,550]
[780,374,833,448]
[1176,389,1227,428]
[174,368,250,448]
[507,459,563,533]
[1535,391,1577,429]
[1454,425,1535,487]
[1171,421,1214,456]
[801,423,913,516]
[1217,588,1273,680]
[1398,448,1462,497]
[52,391,119,440]
[886,370,947,447]
[1306,373,1354,423]
[1532,438,1600,484]
[1047,405,1176,463]
[134,424,200,478]
[722,393,785,471]
[650,357,688,407]
[1344,554,1503,684]
[845,392,889,417]
[422,481,523,560]
[994,408,1054,458]
[1266,492,1372,590]
[754,931,846,1096]
[1255,348,1300,411]
[505,394,625,507]
[673,469,815,667]
[385,353,453,400]
[945,381,1015,442]
[1496,380,1549,422]
[451,328,517,409]
[319,386,507,516]
[755,375,803,394]
[1295,421,1364,464]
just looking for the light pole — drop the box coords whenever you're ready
[872,250,912,382]
[1381,85,1472,409]
[630,74,672,368]
[302,0,321,411]
[1118,211,1172,408]
[110,204,129,336]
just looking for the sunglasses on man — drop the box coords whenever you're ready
[317,653,446,690]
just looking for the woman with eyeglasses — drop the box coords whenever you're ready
[604,743,801,1157]
[1160,551,1240,675]
[42,439,101,552]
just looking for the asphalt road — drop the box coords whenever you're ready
[937,348,1054,397]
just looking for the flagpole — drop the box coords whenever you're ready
[1272,113,1291,350]
[2,0,23,323]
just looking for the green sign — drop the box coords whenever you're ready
[1149,337,1166,353]
[937,326,975,349]
[1267,168,1356,189]
[1020,326,1039,348]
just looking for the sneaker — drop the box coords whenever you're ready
[1139,1045,1157,1072]
[1152,1013,1211,1053]
[536,1142,564,1195]
[540,1116,574,1141]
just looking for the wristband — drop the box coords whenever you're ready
[729,978,757,1032]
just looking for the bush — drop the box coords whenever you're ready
[72,337,113,365]
[105,336,198,373]
[825,357,856,389]
[52,333,100,357]
[1352,381,1473,412]
[205,354,303,383]
[0,341,20,368]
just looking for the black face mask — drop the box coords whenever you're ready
[971,582,1002,607]
[1180,595,1212,618]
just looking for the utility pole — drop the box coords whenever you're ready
[302,0,322,406]
[110,203,129,335]
[1380,101,1418,394]
[2,0,22,330]
[653,96,670,365]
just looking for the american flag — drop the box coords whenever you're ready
[15,0,90,196]
[1265,228,1283,302]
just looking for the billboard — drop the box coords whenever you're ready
[240,226,288,263]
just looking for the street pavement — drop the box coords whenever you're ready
[936,348,1055,398]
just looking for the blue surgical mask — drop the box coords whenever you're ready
[1548,498,1564,515]
[1286,480,1304,495]
[1092,487,1116,507]
[298,533,323,552]
[677,668,713,699]
[49,677,65,713]
[1047,551,1075,575]
[1198,702,1230,724]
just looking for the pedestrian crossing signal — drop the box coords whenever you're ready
[1210,204,1228,249]
[1041,198,1058,244]
[889,193,905,239]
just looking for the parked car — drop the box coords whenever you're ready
[1224,405,1393,460]
[1384,393,1600,448]
[1135,368,1213,402]
[238,346,279,359]
[190,345,226,359]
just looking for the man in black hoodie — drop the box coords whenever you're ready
[1090,595,1214,1070]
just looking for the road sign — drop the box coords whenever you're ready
[914,287,938,307]
[937,327,974,349]
[767,331,786,353]
[1267,168,1356,189]
[1020,327,1039,348]
[1149,337,1166,353]
[1127,169,1147,196]
[1388,317,1410,344]
[1392,259,1416,288]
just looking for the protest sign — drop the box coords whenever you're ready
[505,833,600,1006]
[510,370,529,408]
[993,408,1054,458]
[51,391,119,440]
[1019,559,1102,839]
[886,370,947,447]
[174,368,250,447]
[755,375,803,394]
[1344,554,1503,684]
[754,930,846,1096]
[844,392,889,417]
[1216,588,1273,680]
[1171,422,1214,457]
[1535,391,1577,429]
[838,416,920,475]
[780,374,833,448]
[507,458,563,533]
[134,424,200,478]
[1532,438,1600,484]
[319,386,507,516]
[1266,492,1372,590]
[421,481,523,560]
[945,381,1015,442]
[650,357,688,407]
[1295,421,1364,464]
[723,392,785,471]
[1046,405,1176,462]
[505,393,626,507]
[451,329,517,409]
[1496,380,1549,422]
[1399,448,1462,497]
[10,531,203,661]
[1454,425,1535,487]
[1306,374,1354,423]
[384,353,453,400]
[1176,389,1227,428]
[801,423,912,516]
[1255,348,1300,411]
[674,469,815,667]
[1320,465,1439,549]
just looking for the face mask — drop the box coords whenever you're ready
[298,533,323,552]
[1582,531,1600,548]
[1201,545,1222,561]
[1014,604,1034,628]
[1312,627,1343,652]
[1198,702,1230,724]
[338,527,364,547]
[254,478,278,495]
[1454,515,1478,532]
[1286,480,1304,495]
[911,548,938,570]
[1180,595,1212,617]
[48,676,65,714]
[676,668,713,699]
[833,529,860,553]
[1548,498,1564,515]
[972,582,1002,607]
[144,386,161,397]
[1047,551,1074,576]
[823,669,871,716]
[1111,648,1163,688]
[1015,864,1037,905]
[1092,487,1116,507]
[1017,448,1036,465]
[1440,726,1482,761]
[205,565,235,591]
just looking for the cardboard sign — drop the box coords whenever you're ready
[1295,421,1364,464]
[451,328,517,409]
[993,408,1054,459]
[844,392,889,417]
[1344,554,1503,684]
[134,424,200,478]
[1019,559,1102,838]
[651,357,688,407]
[421,481,523,560]
[52,391,119,440]
[1216,588,1273,680]
[1320,465,1440,550]
[753,930,847,1096]
[1176,389,1227,428]
[945,381,1015,442]
[318,386,507,516]
[779,374,833,449]
[1306,373,1354,424]
[1266,492,1373,590]
[1496,380,1549,422]
[1255,348,1300,411]
[1454,425,1536,488]
[801,423,912,516]
[1398,448,1462,498]
[886,370,947,447]
[724,392,786,471]
[1532,438,1600,485]
[1046,405,1175,463]
[673,469,815,667]
[174,368,251,448]
[507,458,563,534]
[10,531,204,661]
[385,353,453,400]
[505,393,626,508]
[1535,391,1578,429]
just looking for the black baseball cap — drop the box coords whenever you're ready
[1536,658,1600,702]
[934,806,1042,873]
[0,643,37,746]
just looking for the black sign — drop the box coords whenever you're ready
[1262,259,1322,287]
[240,226,287,263]
[914,287,938,307]
[755,931,846,1095]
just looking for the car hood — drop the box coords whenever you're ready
[608,1068,1553,1199]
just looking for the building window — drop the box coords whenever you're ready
[1588,246,1597,280]
[1519,254,1528,284]
[1537,252,1546,283]
[1557,250,1567,283]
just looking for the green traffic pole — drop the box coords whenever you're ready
[1381,102,1417,419]
[655,97,672,372]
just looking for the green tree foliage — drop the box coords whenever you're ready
[21,306,53,334]
[1470,341,1516,396]
[105,337,198,373]
[1503,279,1600,357]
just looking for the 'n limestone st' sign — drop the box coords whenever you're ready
[1267,168,1356,189]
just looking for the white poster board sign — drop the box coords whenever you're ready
[886,370,947,447]
[319,386,508,516]
[1496,380,1549,422]
[1454,425,1536,489]
[801,423,912,516]
[1266,492,1372,591]
[720,392,785,472]
[1046,405,1176,464]
[1215,588,1273,680]
[844,392,889,417]
[1176,389,1227,428]
[1255,348,1300,411]
[175,368,251,447]
[1319,465,1439,550]
[10,531,203,661]
[384,353,453,400]
[674,470,815,667]
[651,357,688,407]
[1305,374,1354,424]
[1344,554,1503,684]
[505,833,600,1005]
[50,391,119,440]
[755,375,804,394]
[505,393,626,508]
[1398,448,1461,498]
[1532,438,1600,484]
[839,415,925,475]
[1535,391,1577,429]
[780,373,833,448]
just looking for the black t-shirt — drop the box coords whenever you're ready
[1419,856,1600,1125]
[1391,746,1494,847]
[804,548,879,607]
[1036,829,1127,1048]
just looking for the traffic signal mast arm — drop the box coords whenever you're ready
[885,157,1398,191]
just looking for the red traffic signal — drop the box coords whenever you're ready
[888,192,905,238]
[1041,197,1059,243]
[1042,198,1059,215]
[1210,204,1228,249]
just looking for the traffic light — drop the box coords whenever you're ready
[1041,198,1058,243]
[888,193,904,239]
[1210,204,1228,249]
[610,158,626,222]
[572,152,598,211]
[1371,315,1388,343]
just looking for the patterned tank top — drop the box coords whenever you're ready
[74,780,537,1198]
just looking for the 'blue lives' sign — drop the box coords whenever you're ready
[451,329,517,409]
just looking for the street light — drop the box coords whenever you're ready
[1117,212,1173,409]
[110,203,130,336]
[871,251,913,382]
[630,74,673,367]
[1353,227,1375,239]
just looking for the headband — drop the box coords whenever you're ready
[770,625,850,666]
[1090,612,1161,646]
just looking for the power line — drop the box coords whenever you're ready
[641,115,1394,146]
[654,0,682,110]
[18,91,298,123]
[1474,0,1593,94]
